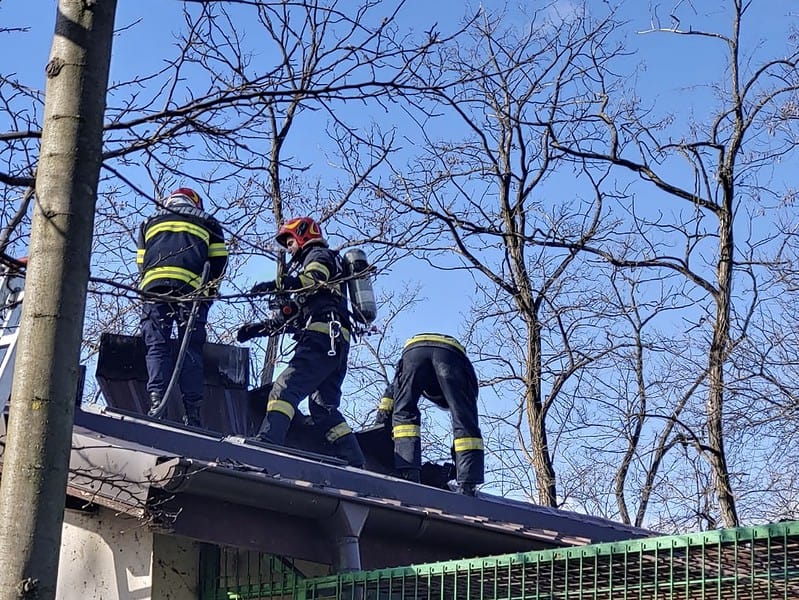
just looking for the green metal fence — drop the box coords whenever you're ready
[205,520,799,600]
[199,545,331,599]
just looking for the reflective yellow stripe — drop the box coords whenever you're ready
[136,249,145,264]
[299,262,333,288]
[454,437,484,452]
[299,272,316,287]
[405,334,465,355]
[305,261,330,280]
[208,243,228,258]
[324,281,344,296]
[325,422,352,442]
[141,266,203,289]
[393,424,421,439]
[378,397,394,411]
[267,399,295,420]
[144,220,210,245]
[306,321,350,343]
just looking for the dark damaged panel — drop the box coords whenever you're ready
[95,333,254,435]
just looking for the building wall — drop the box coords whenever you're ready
[58,506,155,599]
[57,505,201,599]
[151,533,202,599]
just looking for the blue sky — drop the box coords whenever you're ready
[4,1,799,517]
[0,1,492,362]
[3,0,796,343]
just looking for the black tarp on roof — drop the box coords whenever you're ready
[95,332,253,435]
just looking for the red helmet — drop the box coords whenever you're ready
[166,187,203,209]
[276,217,324,249]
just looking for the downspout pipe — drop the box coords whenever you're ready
[325,501,369,573]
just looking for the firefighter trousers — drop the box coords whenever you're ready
[392,343,484,484]
[257,327,364,467]
[141,300,208,408]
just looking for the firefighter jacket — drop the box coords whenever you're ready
[137,204,228,296]
[276,242,350,333]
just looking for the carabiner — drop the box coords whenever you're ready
[328,318,342,356]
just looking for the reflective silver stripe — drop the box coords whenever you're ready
[393,424,421,439]
[454,437,484,452]
[267,399,295,420]
[325,422,352,442]
[404,334,466,355]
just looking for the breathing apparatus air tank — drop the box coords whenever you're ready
[342,248,377,325]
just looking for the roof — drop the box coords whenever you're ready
[0,331,654,570]
[0,288,657,570]
[70,402,655,569]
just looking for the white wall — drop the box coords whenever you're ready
[58,507,154,599]
[151,533,202,599]
[57,506,201,599]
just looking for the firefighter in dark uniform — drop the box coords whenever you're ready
[237,216,365,467]
[376,333,484,495]
[137,187,228,427]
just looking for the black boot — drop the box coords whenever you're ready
[147,392,163,417]
[456,482,477,496]
[183,403,202,428]
[332,434,366,468]
[252,417,275,443]
[253,413,290,444]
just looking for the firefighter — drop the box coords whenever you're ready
[137,187,228,427]
[376,333,484,495]
[237,216,365,467]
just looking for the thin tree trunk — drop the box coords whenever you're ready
[0,1,116,598]
[707,209,738,527]
[526,320,558,506]
[615,326,647,525]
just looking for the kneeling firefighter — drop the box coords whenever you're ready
[237,216,365,467]
[376,333,484,495]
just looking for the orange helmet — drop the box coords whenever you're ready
[276,217,324,249]
[166,187,203,209]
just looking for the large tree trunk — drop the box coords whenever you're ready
[0,1,116,598]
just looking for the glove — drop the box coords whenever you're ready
[374,409,392,425]
[236,321,278,343]
[236,323,263,343]
[250,280,277,295]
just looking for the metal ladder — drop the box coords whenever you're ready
[0,267,24,413]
